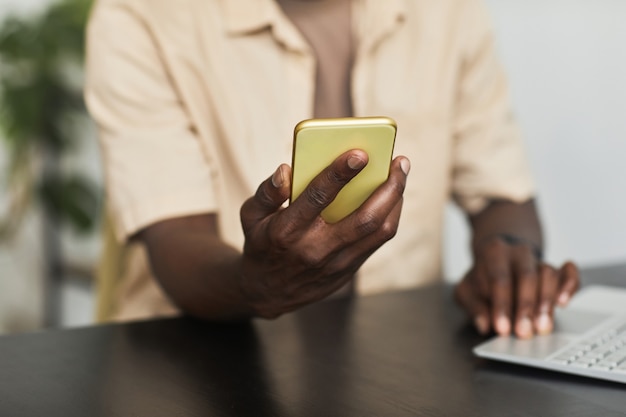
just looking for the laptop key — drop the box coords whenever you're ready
[591,363,613,371]
[603,351,626,367]
[571,360,592,368]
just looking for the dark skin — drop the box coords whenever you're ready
[457,200,580,338]
[139,150,580,338]
[140,150,408,321]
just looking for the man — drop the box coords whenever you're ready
[86,0,579,339]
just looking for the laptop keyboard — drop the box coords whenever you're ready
[549,321,626,374]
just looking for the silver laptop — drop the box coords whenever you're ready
[474,285,626,384]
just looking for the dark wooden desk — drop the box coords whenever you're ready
[1,264,626,416]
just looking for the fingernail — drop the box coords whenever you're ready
[400,158,411,175]
[558,292,570,307]
[271,167,284,188]
[536,313,553,335]
[516,317,533,339]
[474,316,489,335]
[495,315,511,336]
[347,155,366,170]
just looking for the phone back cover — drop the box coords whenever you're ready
[291,118,396,223]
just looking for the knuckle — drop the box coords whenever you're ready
[327,255,360,277]
[298,248,328,270]
[489,272,511,287]
[517,268,537,282]
[389,177,406,197]
[378,219,398,242]
[328,259,350,276]
[256,190,275,209]
[304,186,332,209]
[253,181,277,209]
[540,264,559,281]
[515,243,541,263]
[325,167,350,186]
[355,210,383,236]
[268,220,295,248]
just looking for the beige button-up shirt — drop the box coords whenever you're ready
[86,0,534,321]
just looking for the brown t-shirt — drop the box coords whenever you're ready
[277,0,354,118]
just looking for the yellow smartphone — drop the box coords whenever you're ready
[290,116,397,223]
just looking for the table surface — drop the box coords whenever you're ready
[1,263,626,417]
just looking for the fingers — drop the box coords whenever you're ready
[242,149,370,233]
[455,272,491,335]
[241,152,410,318]
[327,196,404,272]
[463,240,582,339]
[274,154,409,256]
[557,261,580,307]
[490,251,578,339]
[482,239,514,336]
[288,149,369,224]
[533,261,579,336]
[295,166,407,288]
[512,246,539,339]
[324,157,409,267]
[355,156,409,215]
[338,156,408,240]
[473,237,542,338]
[240,164,291,231]
[535,264,559,335]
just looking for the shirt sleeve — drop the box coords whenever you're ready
[85,0,218,240]
[451,0,535,214]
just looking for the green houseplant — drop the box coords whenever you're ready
[0,0,99,325]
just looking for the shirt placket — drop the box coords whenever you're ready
[351,0,406,118]
[269,18,316,155]
[286,51,315,136]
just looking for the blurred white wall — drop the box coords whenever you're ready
[444,0,626,279]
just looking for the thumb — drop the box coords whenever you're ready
[240,164,291,231]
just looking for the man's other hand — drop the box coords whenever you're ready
[455,235,580,339]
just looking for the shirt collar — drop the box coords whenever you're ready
[356,0,407,53]
[221,0,408,52]
[221,0,309,52]
[222,0,276,35]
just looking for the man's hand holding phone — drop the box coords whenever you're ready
[239,149,410,319]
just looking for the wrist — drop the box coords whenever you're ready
[238,257,281,320]
[474,233,544,261]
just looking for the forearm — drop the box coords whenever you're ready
[469,199,543,257]
[135,153,409,322]
[139,215,253,322]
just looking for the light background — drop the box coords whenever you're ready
[445,0,626,278]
